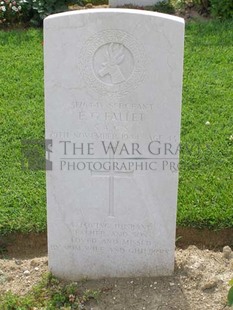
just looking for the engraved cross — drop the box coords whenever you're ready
[91,152,134,218]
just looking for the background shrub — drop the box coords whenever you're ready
[0,0,78,26]
[84,0,108,4]
[153,1,175,14]
[210,0,233,19]
[174,0,233,19]
[20,0,71,26]
[1,0,233,30]
[0,0,23,25]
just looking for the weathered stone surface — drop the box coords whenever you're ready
[44,9,184,280]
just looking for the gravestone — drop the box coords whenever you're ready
[44,9,184,280]
[109,0,162,7]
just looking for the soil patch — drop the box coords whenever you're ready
[0,246,232,309]
[1,227,233,259]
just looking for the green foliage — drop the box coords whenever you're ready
[173,0,208,11]
[173,0,186,9]
[0,273,101,308]
[84,0,108,5]
[173,0,233,18]
[0,0,23,25]
[228,282,233,307]
[153,1,175,14]
[21,0,70,26]
[210,0,233,19]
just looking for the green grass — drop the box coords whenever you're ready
[0,272,101,309]
[0,20,232,235]
[178,20,233,229]
[0,29,46,234]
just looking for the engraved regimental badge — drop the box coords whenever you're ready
[80,30,145,96]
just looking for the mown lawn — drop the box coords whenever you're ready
[179,20,233,229]
[0,29,46,234]
[0,20,232,234]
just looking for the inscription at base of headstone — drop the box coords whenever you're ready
[44,9,185,280]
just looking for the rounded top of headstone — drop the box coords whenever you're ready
[44,8,184,25]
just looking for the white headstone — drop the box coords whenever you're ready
[44,9,184,280]
[109,0,162,7]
